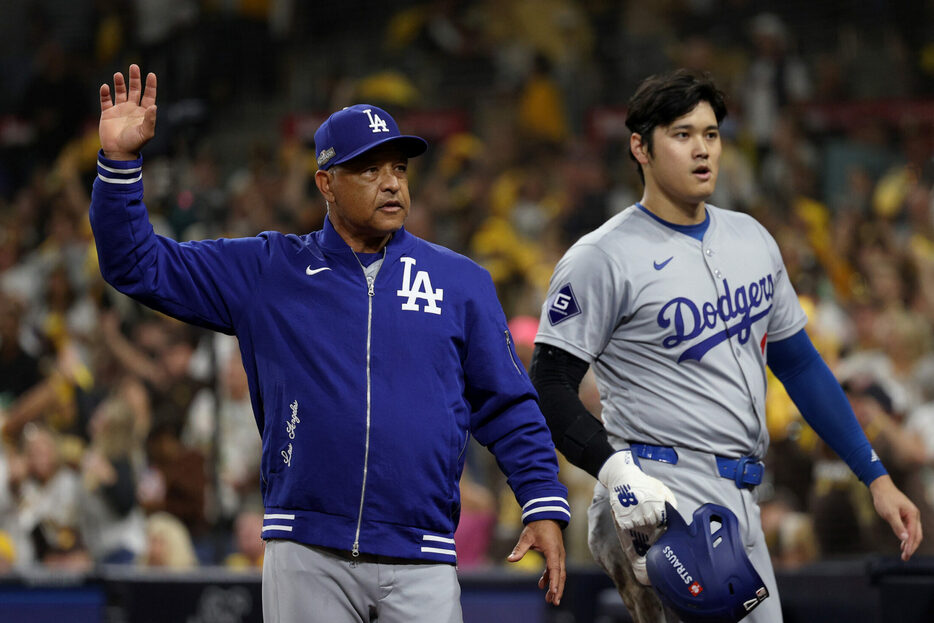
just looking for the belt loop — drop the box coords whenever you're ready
[733,457,751,488]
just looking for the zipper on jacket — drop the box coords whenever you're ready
[351,250,385,557]
[505,331,523,374]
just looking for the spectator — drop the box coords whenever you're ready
[740,13,812,166]
[223,509,265,571]
[16,424,88,569]
[100,312,208,435]
[139,511,198,570]
[0,530,16,573]
[846,379,934,556]
[0,295,42,411]
[517,53,569,147]
[184,335,261,525]
[79,395,147,565]
[138,421,209,543]
[760,488,819,570]
[759,112,820,209]
[0,445,27,569]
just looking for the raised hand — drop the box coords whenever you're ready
[99,64,157,161]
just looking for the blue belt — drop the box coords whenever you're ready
[629,443,764,489]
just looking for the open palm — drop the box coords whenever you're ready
[99,64,158,160]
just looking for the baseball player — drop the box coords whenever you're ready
[90,65,569,622]
[530,69,922,622]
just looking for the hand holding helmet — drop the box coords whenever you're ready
[598,450,678,584]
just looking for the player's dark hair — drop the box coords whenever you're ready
[625,69,727,184]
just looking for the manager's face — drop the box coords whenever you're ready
[316,144,411,253]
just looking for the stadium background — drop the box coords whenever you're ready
[1,0,934,621]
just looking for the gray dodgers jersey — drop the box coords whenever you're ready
[536,205,808,459]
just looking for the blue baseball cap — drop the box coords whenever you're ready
[314,104,428,170]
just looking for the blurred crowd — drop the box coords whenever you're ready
[1,0,934,576]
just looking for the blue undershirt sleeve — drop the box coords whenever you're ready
[767,329,887,486]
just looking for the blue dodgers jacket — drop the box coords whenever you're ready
[90,153,570,563]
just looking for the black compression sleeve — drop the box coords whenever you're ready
[529,344,616,478]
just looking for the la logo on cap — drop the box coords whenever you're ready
[363,108,389,134]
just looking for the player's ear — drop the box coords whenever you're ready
[630,132,650,165]
[314,169,336,203]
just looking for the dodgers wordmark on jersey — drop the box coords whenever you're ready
[536,204,808,460]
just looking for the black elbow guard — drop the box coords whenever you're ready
[531,344,616,477]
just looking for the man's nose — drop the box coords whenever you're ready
[380,166,401,190]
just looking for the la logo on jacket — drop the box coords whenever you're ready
[397,257,443,315]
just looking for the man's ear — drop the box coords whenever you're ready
[630,132,650,166]
[315,170,335,203]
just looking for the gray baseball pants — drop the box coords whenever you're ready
[262,540,462,623]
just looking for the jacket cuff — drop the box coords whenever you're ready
[520,494,571,527]
[95,150,143,192]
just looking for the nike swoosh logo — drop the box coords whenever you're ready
[305,266,332,276]
[653,257,673,270]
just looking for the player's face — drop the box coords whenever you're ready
[317,144,411,252]
[643,101,721,213]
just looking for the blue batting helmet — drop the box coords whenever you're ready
[645,502,769,623]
